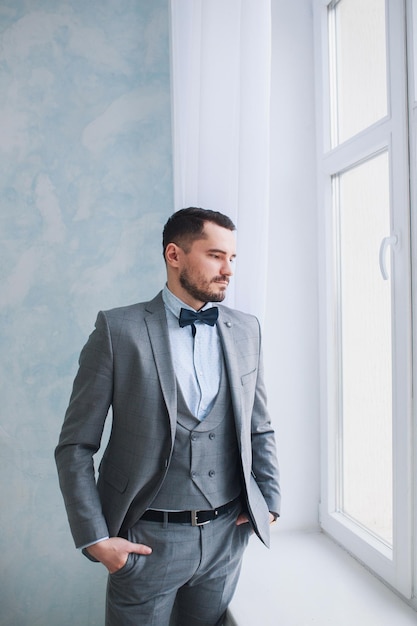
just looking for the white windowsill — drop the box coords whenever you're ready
[226,529,417,626]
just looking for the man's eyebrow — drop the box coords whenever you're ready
[208,248,237,257]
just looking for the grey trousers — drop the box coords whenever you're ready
[106,502,252,626]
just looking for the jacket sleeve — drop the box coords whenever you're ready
[250,321,281,517]
[55,312,113,548]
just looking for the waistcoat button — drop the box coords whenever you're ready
[209,470,215,477]
[209,432,215,440]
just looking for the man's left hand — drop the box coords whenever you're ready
[235,512,276,526]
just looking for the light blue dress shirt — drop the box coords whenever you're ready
[162,284,221,421]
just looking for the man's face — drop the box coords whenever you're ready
[177,221,236,309]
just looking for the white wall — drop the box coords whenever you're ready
[168,0,319,534]
[169,0,320,532]
[265,0,320,532]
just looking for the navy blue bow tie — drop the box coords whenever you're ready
[179,307,219,336]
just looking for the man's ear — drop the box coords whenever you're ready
[165,243,181,267]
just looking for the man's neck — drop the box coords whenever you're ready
[165,282,206,311]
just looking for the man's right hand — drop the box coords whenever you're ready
[86,537,152,574]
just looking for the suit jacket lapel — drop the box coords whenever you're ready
[217,309,245,439]
[143,297,250,449]
[144,293,177,441]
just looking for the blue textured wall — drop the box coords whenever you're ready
[0,2,172,624]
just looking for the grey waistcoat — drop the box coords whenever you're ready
[150,361,242,510]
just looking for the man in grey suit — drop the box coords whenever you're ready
[55,207,280,625]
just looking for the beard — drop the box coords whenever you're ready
[179,268,228,304]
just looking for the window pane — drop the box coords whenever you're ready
[329,0,388,146]
[335,151,392,545]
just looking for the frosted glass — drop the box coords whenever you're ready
[329,0,388,145]
[336,151,393,545]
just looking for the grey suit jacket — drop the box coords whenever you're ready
[55,292,280,549]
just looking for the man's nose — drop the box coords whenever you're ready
[221,260,234,276]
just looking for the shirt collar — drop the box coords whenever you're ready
[162,284,213,319]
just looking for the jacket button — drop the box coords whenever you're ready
[191,434,197,441]
[209,470,215,477]
[209,432,215,440]
[191,471,197,478]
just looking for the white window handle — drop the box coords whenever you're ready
[379,234,398,280]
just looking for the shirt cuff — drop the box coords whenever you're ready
[78,536,109,550]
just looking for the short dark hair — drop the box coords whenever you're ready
[162,207,236,258]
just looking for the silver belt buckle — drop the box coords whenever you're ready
[191,510,211,526]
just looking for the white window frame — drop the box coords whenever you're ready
[313,0,413,598]
[407,0,417,608]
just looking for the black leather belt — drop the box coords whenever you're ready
[140,497,240,526]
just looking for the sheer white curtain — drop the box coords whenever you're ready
[170,0,271,319]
